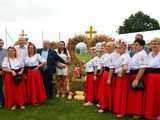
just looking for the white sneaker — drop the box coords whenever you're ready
[83,102,93,106]
[61,94,65,98]
[56,94,60,98]
[11,105,16,110]
[116,114,124,118]
[98,109,104,113]
[96,104,100,108]
[67,95,72,100]
[20,106,25,110]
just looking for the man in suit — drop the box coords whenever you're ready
[37,40,66,99]
[0,39,6,107]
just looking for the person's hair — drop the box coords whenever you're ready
[149,37,160,44]
[89,47,97,53]
[115,39,127,48]
[27,42,37,56]
[106,41,115,49]
[135,34,143,40]
[50,41,57,49]
[134,39,145,46]
[58,41,68,55]
[7,46,17,58]
[0,39,3,42]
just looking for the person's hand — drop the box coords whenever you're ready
[94,75,97,81]
[56,62,65,69]
[65,60,71,64]
[33,65,40,70]
[11,70,16,76]
[117,72,123,77]
[106,79,111,85]
[132,79,139,88]
[18,71,23,75]
[123,64,128,71]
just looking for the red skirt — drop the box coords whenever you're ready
[113,75,129,115]
[95,72,102,101]
[127,74,144,116]
[144,73,160,119]
[98,70,115,111]
[85,73,94,103]
[26,69,47,104]
[4,73,26,108]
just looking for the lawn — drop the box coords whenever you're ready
[0,98,144,120]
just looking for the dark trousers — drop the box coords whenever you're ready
[0,75,3,105]
[41,70,54,99]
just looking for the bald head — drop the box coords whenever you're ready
[18,38,26,47]
[43,40,50,49]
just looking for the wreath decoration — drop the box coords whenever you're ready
[67,34,113,78]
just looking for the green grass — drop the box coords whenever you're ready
[0,98,144,120]
[77,53,91,62]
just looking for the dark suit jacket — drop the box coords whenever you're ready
[37,48,65,74]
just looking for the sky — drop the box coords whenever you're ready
[0,0,160,47]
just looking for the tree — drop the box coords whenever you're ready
[118,11,160,34]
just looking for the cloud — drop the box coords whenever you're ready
[0,0,60,21]
[0,0,160,47]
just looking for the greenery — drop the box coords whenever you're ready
[118,11,160,34]
[0,98,145,120]
[77,53,91,62]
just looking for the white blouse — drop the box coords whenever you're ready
[25,54,46,67]
[100,53,110,67]
[85,56,99,72]
[2,57,24,70]
[56,49,70,61]
[130,50,148,70]
[148,52,160,68]
[109,52,120,69]
[114,53,131,73]
[56,49,70,76]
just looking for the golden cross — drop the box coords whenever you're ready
[85,26,97,40]
[19,30,27,38]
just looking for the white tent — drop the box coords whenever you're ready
[114,30,160,44]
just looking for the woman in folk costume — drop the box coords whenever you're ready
[55,41,70,98]
[144,38,160,120]
[113,40,131,118]
[84,47,99,106]
[127,39,148,119]
[97,41,115,113]
[25,43,47,104]
[95,42,105,102]
[2,46,26,110]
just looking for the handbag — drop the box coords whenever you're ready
[8,58,22,85]
[130,78,144,90]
